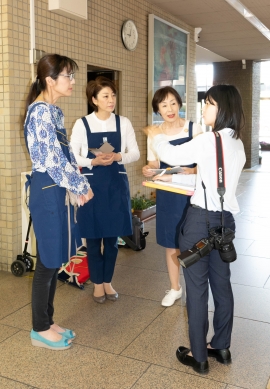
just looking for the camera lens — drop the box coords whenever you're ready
[219,242,237,263]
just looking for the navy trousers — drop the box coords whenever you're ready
[179,206,235,362]
[86,237,118,284]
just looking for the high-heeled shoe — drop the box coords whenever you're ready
[30,330,71,350]
[57,328,76,340]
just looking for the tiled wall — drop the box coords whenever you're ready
[0,0,198,270]
[213,60,260,168]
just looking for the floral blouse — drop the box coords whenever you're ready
[25,102,90,195]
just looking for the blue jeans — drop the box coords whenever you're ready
[179,206,235,362]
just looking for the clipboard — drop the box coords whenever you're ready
[143,181,195,196]
[89,142,115,155]
[149,166,184,175]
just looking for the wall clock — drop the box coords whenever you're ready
[121,20,138,51]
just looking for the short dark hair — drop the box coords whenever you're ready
[152,86,182,113]
[86,76,117,112]
[204,84,245,139]
[24,54,78,118]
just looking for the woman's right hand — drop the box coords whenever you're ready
[142,165,155,177]
[79,189,94,206]
[92,153,114,166]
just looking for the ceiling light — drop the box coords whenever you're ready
[225,0,270,40]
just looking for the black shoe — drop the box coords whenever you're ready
[207,346,232,365]
[176,346,209,374]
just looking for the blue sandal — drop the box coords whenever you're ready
[58,328,76,340]
[30,330,71,350]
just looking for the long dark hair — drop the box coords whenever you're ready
[86,76,117,112]
[24,54,78,119]
[204,84,245,139]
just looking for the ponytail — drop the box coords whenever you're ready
[24,78,42,121]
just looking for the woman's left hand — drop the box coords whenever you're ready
[180,167,197,175]
[153,174,172,182]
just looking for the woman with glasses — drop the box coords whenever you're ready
[71,76,140,303]
[24,54,93,350]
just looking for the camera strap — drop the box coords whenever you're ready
[202,131,226,231]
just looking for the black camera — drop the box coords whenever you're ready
[178,226,236,268]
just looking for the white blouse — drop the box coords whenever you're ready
[70,112,140,169]
[152,128,246,214]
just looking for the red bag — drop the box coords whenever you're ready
[58,246,90,289]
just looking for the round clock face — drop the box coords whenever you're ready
[121,20,138,51]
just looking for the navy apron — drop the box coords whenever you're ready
[156,121,195,248]
[24,103,75,268]
[77,115,132,238]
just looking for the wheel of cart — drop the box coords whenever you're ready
[11,214,36,277]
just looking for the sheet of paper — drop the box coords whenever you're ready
[149,166,184,175]
[89,142,115,155]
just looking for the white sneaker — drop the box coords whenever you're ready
[161,288,183,307]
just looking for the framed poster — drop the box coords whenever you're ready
[148,14,189,124]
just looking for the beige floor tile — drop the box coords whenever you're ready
[121,305,190,369]
[233,238,253,255]
[132,365,227,389]
[0,377,35,389]
[0,273,32,320]
[208,282,270,322]
[122,308,270,389]
[113,264,185,305]
[117,241,168,273]
[0,282,67,330]
[264,277,270,289]
[207,316,270,389]
[230,254,270,287]
[1,283,166,354]
[0,331,149,389]
[0,324,20,342]
[226,386,249,389]
[61,293,165,354]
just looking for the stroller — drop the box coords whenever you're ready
[11,214,35,276]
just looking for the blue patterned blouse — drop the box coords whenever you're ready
[25,102,90,195]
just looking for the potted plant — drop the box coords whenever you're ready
[131,192,156,221]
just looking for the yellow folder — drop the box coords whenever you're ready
[142,181,195,196]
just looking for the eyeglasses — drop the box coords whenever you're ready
[59,73,75,81]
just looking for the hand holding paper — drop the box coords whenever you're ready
[89,141,115,156]
[153,174,172,182]
[92,154,115,166]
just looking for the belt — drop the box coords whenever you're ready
[191,204,203,209]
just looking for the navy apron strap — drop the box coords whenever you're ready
[81,117,92,149]
[115,114,120,132]
[188,121,193,138]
